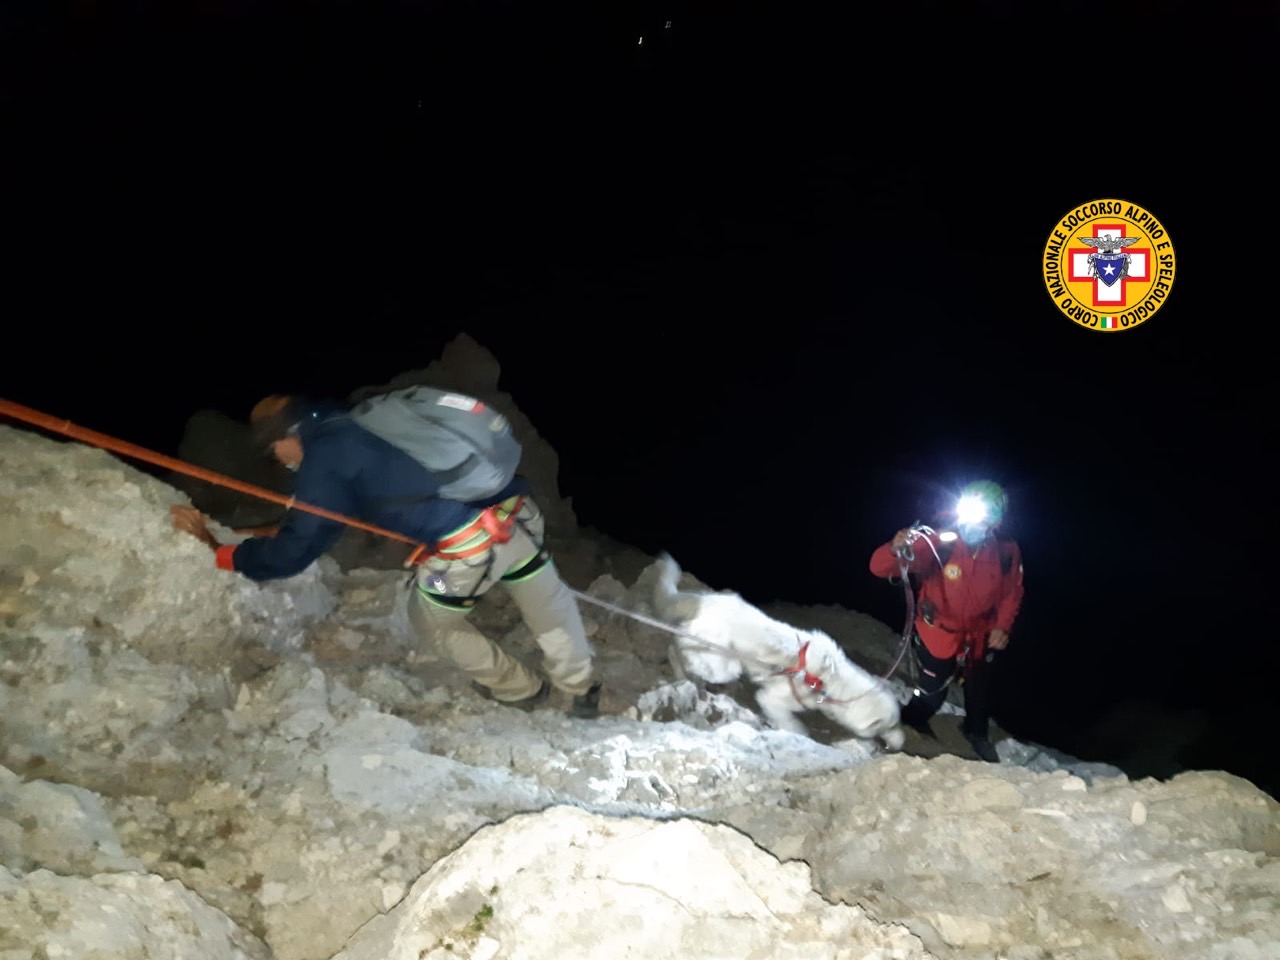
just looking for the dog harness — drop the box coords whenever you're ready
[778,640,827,702]
[778,635,887,708]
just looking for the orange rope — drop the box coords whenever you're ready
[0,398,426,549]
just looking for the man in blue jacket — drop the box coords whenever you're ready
[170,394,601,718]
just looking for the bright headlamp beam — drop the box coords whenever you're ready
[955,494,989,526]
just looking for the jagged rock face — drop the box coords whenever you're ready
[2,368,1279,960]
[332,806,936,960]
[171,408,296,531]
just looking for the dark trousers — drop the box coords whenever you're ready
[900,632,994,739]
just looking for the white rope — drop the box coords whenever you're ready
[570,589,780,673]
[570,590,894,696]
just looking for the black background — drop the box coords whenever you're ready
[4,2,1277,795]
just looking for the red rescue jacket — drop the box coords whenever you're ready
[870,532,1024,660]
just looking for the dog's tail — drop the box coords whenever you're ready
[651,552,704,625]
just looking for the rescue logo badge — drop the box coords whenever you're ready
[1042,199,1175,332]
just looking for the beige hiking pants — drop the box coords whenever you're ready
[407,497,595,701]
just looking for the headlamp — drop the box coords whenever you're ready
[955,493,990,526]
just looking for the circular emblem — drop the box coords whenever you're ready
[944,563,962,581]
[1042,198,1175,332]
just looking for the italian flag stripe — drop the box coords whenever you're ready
[1101,317,1115,329]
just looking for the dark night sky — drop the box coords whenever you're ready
[4,3,1277,795]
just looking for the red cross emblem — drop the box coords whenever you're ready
[1068,224,1151,308]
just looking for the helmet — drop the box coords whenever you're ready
[955,479,1008,527]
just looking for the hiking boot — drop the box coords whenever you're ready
[471,679,550,712]
[570,681,603,719]
[964,732,1000,763]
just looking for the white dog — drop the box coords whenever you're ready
[652,553,905,751]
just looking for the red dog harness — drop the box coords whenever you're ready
[779,640,827,701]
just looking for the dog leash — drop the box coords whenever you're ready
[572,590,890,700]
[571,590,782,675]
[888,525,950,687]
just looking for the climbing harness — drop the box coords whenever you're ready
[404,495,526,566]
[411,497,556,608]
[405,496,525,606]
[903,633,967,703]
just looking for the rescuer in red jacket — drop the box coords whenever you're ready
[869,480,1024,763]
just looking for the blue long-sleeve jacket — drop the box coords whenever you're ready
[219,400,528,582]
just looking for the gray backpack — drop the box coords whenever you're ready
[348,386,522,502]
